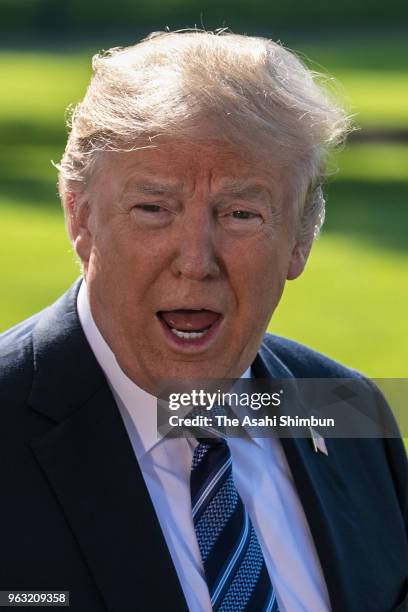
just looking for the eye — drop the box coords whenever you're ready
[230,210,260,220]
[130,203,174,228]
[133,204,164,213]
[219,207,264,234]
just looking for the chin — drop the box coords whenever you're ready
[157,360,229,380]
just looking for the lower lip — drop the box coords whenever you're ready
[157,315,223,352]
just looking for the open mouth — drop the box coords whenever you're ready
[157,309,222,343]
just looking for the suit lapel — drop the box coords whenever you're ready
[277,436,359,612]
[253,345,359,612]
[28,281,188,612]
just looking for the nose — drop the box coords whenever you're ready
[171,217,221,281]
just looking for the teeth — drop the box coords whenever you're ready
[170,327,209,339]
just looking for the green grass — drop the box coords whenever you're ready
[270,236,408,377]
[0,53,90,126]
[329,144,408,182]
[298,38,408,72]
[333,71,408,128]
[299,37,408,127]
[270,144,408,378]
[0,201,78,328]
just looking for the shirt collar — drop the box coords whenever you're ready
[77,279,256,458]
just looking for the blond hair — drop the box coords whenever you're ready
[57,30,351,244]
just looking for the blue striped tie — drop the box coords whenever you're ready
[190,437,279,611]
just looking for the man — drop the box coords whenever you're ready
[0,31,407,612]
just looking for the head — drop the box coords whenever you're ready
[58,30,350,394]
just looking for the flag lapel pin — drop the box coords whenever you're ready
[309,427,328,456]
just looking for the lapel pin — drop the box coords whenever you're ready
[309,427,328,456]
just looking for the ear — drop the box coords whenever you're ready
[64,191,92,264]
[287,243,312,281]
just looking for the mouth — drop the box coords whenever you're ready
[156,308,223,350]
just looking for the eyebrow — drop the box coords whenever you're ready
[215,185,271,200]
[122,182,180,196]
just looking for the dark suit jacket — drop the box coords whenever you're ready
[1,280,407,612]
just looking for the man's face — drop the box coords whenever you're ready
[72,139,308,393]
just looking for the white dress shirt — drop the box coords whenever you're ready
[77,281,330,612]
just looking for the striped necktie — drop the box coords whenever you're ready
[190,437,279,611]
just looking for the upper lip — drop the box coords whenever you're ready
[157,306,223,314]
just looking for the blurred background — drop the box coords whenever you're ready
[0,0,407,378]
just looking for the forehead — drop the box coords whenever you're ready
[92,138,287,198]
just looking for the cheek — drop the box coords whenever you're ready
[230,236,288,283]
[90,218,137,272]
[91,227,170,309]
[227,241,288,315]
